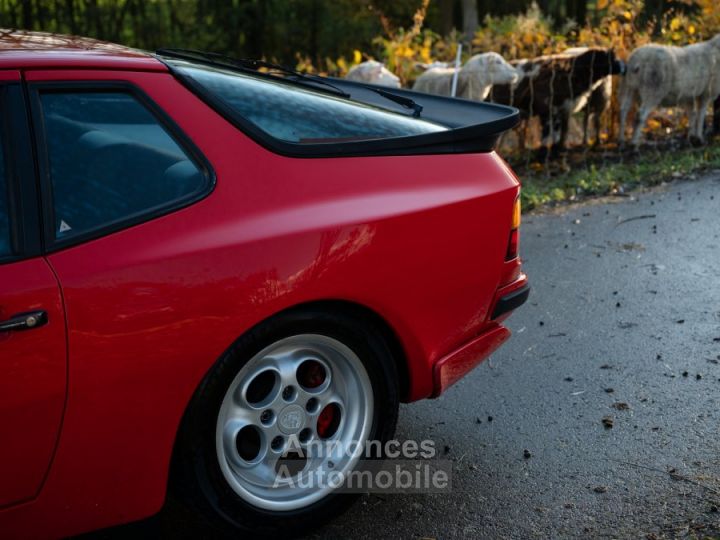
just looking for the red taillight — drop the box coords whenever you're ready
[506,228,519,260]
[506,196,521,261]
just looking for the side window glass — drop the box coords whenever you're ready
[0,115,10,257]
[39,91,207,241]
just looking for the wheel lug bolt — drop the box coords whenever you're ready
[271,436,284,451]
[306,398,319,413]
[260,410,274,425]
[282,386,296,401]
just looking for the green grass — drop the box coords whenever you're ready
[518,144,720,211]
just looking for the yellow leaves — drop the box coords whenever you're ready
[297,0,720,84]
[395,44,415,58]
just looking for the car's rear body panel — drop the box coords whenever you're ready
[0,35,525,539]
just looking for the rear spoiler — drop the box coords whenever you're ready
[326,77,520,155]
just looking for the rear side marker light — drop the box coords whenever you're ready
[511,195,521,229]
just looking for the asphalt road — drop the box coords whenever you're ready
[89,171,720,539]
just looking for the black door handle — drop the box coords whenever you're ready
[0,311,48,332]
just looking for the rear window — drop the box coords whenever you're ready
[167,60,446,144]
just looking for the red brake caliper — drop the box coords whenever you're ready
[317,403,339,439]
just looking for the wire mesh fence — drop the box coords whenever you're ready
[392,36,720,208]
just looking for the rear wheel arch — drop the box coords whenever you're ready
[164,298,409,534]
[277,299,411,400]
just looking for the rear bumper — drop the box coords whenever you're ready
[431,275,529,397]
[431,324,510,397]
[489,273,529,323]
[492,283,530,319]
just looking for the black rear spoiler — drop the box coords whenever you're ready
[301,77,520,157]
[328,77,519,144]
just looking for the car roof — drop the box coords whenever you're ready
[0,29,166,71]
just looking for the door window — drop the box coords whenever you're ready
[38,90,209,242]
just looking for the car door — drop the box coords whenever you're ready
[0,71,67,507]
[18,71,215,511]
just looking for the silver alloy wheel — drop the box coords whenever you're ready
[216,334,374,511]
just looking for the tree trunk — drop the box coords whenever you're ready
[309,0,320,66]
[567,0,587,25]
[439,0,455,36]
[461,0,478,42]
[22,0,34,29]
[713,95,720,135]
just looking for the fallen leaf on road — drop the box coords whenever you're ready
[593,485,608,493]
[602,416,614,429]
[612,402,630,411]
[615,214,656,226]
[618,321,638,329]
[618,242,645,252]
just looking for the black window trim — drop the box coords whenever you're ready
[27,80,216,253]
[0,81,43,266]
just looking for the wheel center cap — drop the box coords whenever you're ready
[278,404,306,435]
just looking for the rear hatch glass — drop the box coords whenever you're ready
[170,61,446,144]
[161,55,519,157]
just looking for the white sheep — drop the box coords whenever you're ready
[412,52,519,101]
[345,60,401,88]
[619,35,720,146]
[415,61,450,71]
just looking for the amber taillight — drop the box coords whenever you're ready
[505,196,521,261]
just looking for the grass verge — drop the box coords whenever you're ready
[517,143,720,211]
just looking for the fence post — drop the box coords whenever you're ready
[450,43,463,98]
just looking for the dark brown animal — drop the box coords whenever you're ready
[488,48,625,158]
[582,77,612,146]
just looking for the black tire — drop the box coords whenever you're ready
[170,307,400,539]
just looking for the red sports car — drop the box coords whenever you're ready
[0,31,528,538]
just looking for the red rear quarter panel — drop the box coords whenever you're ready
[0,69,519,537]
